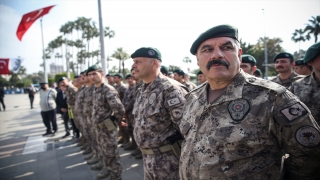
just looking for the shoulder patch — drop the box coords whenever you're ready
[167,97,181,106]
[295,126,319,147]
[280,102,307,122]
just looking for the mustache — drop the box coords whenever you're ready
[206,59,230,70]
[276,66,284,69]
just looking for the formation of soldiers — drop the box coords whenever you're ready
[58,24,319,180]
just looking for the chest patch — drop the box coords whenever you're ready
[280,102,307,122]
[295,126,319,147]
[228,99,250,121]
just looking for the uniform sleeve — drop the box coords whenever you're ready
[66,86,77,106]
[106,90,125,122]
[164,86,188,127]
[272,90,320,179]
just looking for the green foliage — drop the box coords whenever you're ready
[23,78,33,87]
[168,65,181,72]
[0,76,10,87]
[48,78,56,85]
[55,73,74,82]
[16,82,24,88]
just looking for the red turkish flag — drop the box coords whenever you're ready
[16,5,55,41]
[0,59,10,75]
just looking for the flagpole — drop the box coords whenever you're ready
[40,17,48,82]
[98,0,107,74]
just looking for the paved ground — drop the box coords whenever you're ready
[0,94,144,180]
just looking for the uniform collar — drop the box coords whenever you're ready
[141,73,162,93]
[304,72,320,86]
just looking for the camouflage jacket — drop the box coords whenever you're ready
[289,72,320,124]
[182,81,197,91]
[65,83,78,107]
[83,85,94,117]
[92,83,124,124]
[122,85,136,114]
[114,82,127,102]
[74,86,86,116]
[179,71,320,180]
[270,72,302,89]
[133,73,188,148]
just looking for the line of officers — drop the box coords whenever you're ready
[59,24,320,180]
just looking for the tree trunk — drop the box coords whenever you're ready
[118,59,121,73]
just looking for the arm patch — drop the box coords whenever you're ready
[280,102,308,122]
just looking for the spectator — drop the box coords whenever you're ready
[0,86,5,111]
[27,84,37,109]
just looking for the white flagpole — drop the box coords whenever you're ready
[98,0,107,74]
[40,17,48,82]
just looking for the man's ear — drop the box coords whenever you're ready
[252,66,257,73]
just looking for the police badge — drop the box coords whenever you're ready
[228,99,250,121]
[295,126,320,147]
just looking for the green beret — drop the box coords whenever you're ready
[114,73,123,79]
[254,69,263,76]
[295,59,307,66]
[131,47,162,61]
[190,24,238,55]
[303,42,320,63]
[173,69,185,76]
[40,82,48,85]
[57,77,67,84]
[74,75,80,78]
[273,52,294,62]
[160,66,168,75]
[106,74,113,77]
[86,65,102,75]
[80,70,87,75]
[241,54,256,65]
[197,70,203,75]
[125,74,132,79]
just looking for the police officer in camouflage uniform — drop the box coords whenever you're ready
[240,54,257,75]
[179,24,320,180]
[106,74,115,86]
[270,52,302,88]
[293,59,312,75]
[173,69,197,91]
[131,47,188,180]
[87,65,124,180]
[290,42,320,124]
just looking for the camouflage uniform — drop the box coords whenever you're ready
[179,70,320,180]
[270,72,301,89]
[92,83,124,180]
[182,81,197,91]
[133,73,188,180]
[74,86,87,137]
[289,72,320,124]
[122,85,136,131]
[114,82,127,102]
[73,86,85,133]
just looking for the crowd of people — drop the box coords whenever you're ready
[29,24,320,180]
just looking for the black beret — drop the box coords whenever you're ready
[131,47,162,61]
[106,74,113,77]
[173,69,185,76]
[57,77,67,84]
[86,65,102,75]
[254,69,263,76]
[273,52,294,62]
[74,75,80,78]
[303,42,320,63]
[295,59,307,66]
[125,74,132,79]
[197,70,203,75]
[190,24,238,55]
[160,66,168,75]
[40,82,48,85]
[114,73,123,79]
[241,54,257,65]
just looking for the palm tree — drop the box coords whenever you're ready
[111,47,130,77]
[291,29,310,57]
[304,15,320,42]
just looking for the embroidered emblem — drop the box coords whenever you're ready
[228,99,250,121]
[281,102,307,121]
[295,126,319,147]
[149,93,157,104]
[248,57,252,60]
[167,97,181,106]
[171,108,183,119]
[148,50,155,56]
[285,53,289,57]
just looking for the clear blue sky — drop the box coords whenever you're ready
[0,0,319,74]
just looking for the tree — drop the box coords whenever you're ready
[182,57,192,66]
[291,29,309,57]
[293,49,306,60]
[111,47,130,77]
[168,65,181,72]
[304,15,320,42]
